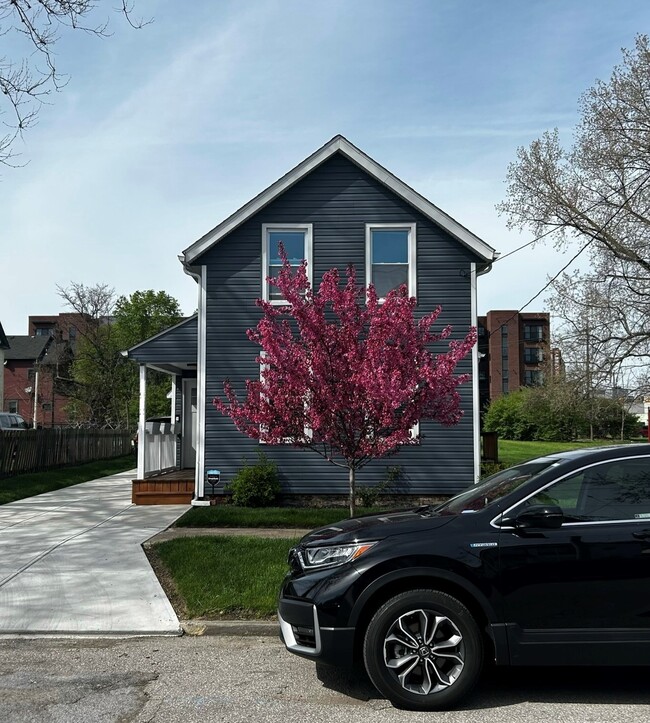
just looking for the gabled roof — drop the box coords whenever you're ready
[125,315,197,358]
[4,336,51,361]
[182,135,498,266]
[0,322,8,350]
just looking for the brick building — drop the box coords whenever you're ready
[477,311,551,413]
[2,314,81,427]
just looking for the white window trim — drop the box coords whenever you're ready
[262,223,313,304]
[365,223,417,300]
[259,352,311,445]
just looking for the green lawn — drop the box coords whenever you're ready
[0,455,136,505]
[498,438,644,467]
[174,504,381,529]
[151,536,297,619]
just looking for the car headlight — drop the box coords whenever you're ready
[299,542,377,570]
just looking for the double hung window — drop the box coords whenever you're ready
[262,224,313,303]
[365,224,416,299]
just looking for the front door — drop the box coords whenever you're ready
[182,380,197,468]
[498,455,650,665]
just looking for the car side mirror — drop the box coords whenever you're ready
[513,505,564,530]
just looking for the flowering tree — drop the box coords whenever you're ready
[214,251,476,517]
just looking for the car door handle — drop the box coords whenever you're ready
[632,529,650,540]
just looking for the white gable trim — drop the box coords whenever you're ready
[182,136,497,266]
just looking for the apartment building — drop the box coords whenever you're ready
[477,310,551,412]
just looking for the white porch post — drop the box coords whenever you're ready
[137,364,147,479]
[471,263,480,483]
[193,264,208,504]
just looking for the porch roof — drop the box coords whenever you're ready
[125,315,197,374]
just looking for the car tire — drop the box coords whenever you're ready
[363,589,483,711]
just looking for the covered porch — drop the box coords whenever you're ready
[125,315,199,504]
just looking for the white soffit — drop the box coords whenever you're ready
[182,135,498,266]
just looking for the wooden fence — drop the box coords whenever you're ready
[0,429,132,478]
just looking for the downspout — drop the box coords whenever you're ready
[470,263,480,483]
[182,257,210,506]
[472,259,496,483]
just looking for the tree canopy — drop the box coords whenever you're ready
[215,250,475,516]
[56,283,182,428]
[499,35,650,392]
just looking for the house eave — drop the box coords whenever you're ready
[181,135,498,267]
[124,314,198,357]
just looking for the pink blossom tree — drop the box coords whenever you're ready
[214,251,476,517]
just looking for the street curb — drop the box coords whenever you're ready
[181,619,278,637]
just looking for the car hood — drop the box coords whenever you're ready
[300,507,455,547]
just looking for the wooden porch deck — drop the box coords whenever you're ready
[132,468,195,505]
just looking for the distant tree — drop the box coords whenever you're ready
[57,283,182,428]
[483,382,638,442]
[113,290,183,424]
[499,35,650,383]
[0,1,147,166]
[215,251,476,517]
[56,282,125,428]
[113,290,182,348]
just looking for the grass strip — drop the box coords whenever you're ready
[174,505,382,528]
[0,455,136,505]
[498,439,643,467]
[151,536,298,619]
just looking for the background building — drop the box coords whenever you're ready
[478,311,551,413]
[2,314,79,427]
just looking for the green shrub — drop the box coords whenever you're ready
[227,453,280,507]
[356,465,403,507]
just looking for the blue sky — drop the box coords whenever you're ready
[2,0,649,334]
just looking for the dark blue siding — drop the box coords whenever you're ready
[128,317,197,365]
[199,153,480,495]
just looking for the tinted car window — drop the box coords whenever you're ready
[434,459,559,514]
[516,457,650,522]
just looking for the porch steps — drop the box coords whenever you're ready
[132,474,194,505]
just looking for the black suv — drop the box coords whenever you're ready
[279,444,650,710]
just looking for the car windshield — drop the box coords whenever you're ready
[433,459,561,515]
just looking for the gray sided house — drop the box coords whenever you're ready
[127,136,497,505]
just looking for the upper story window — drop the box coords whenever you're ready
[262,224,313,304]
[365,223,416,300]
[524,347,544,364]
[524,323,545,341]
[34,326,54,337]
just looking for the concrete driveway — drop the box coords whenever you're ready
[0,469,188,636]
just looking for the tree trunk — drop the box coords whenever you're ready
[348,466,356,518]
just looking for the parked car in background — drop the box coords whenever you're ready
[0,413,29,430]
[279,443,650,710]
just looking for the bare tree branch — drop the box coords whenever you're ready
[0,1,149,166]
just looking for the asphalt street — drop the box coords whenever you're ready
[1,635,649,723]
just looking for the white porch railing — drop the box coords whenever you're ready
[143,421,177,477]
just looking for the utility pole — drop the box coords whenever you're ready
[32,367,39,429]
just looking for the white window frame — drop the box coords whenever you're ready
[365,223,417,300]
[262,223,313,304]
[258,354,311,445]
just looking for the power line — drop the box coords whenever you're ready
[484,239,593,339]
[487,166,650,336]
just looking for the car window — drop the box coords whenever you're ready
[434,459,559,514]
[517,457,650,522]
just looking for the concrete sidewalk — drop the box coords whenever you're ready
[0,469,188,637]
